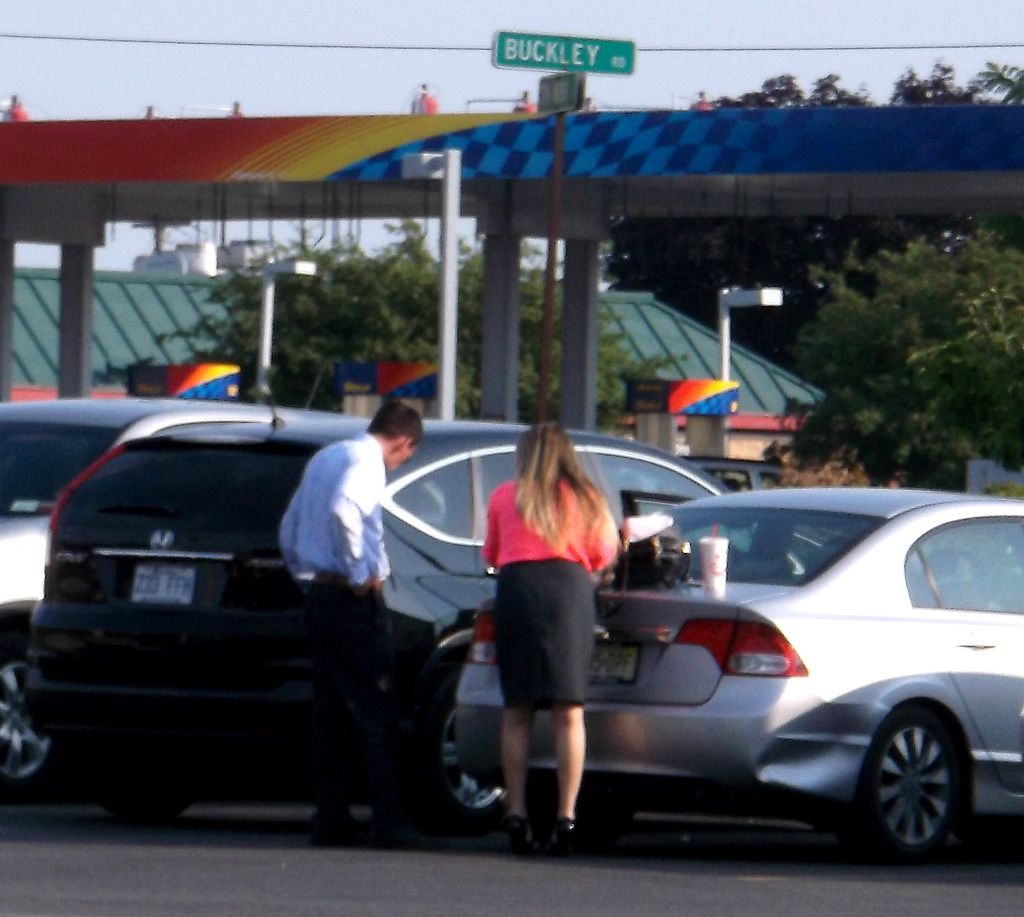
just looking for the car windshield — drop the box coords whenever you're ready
[662,504,883,586]
[0,421,118,517]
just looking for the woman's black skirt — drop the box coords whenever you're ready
[493,559,596,707]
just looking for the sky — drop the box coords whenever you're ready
[5,0,1023,271]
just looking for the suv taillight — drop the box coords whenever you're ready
[675,618,808,677]
[468,609,496,664]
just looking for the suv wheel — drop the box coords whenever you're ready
[412,666,503,835]
[0,633,53,797]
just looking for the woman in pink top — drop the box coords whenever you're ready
[483,423,619,855]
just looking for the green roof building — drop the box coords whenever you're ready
[10,270,819,455]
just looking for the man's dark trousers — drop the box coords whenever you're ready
[305,582,406,836]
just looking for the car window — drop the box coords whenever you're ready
[709,469,753,492]
[61,444,310,533]
[664,504,880,586]
[391,458,473,540]
[909,520,1024,612]
[0,421,116,516]
[905,550,939,608]
[588,451,713,510]
[476,451,515,506]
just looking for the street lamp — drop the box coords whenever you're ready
[718,286,783,382]
[692,286,783,458]
[401,149,462,421]
[258,258,317,401]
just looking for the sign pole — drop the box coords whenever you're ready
[492,29,634,423]
[537,109,565,424]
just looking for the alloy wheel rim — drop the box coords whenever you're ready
[877,724,951,848]
[0,660,52,781]
[441,708,503,812]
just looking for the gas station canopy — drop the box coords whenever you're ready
[3,105,1024,246]
[3,104,1024,422]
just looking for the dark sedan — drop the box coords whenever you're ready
[27,412,719,832]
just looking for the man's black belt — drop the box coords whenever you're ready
[311,572,354,588]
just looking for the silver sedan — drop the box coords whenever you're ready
[456,487,1024,862]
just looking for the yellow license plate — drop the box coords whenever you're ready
[590,643,639,683]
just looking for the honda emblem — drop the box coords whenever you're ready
[149,530,175,550]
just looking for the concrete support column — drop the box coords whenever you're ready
[686,415,727,457]
[0,240,13,402]
[480,231,522,421]
[635,413,678,454]
[559,239,601,430]
[58,244,94,398]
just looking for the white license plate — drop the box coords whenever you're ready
[131,564,196,605]
[590,643,639,683]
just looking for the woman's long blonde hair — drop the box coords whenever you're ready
[514,423,612,552]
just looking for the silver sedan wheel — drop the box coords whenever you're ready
[877,724,952,845]
[440,705,504,813]
[852,705,960,861]
[413,667,504,834]
[0,659,52,783]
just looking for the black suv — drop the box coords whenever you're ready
[27,413,720,831]
[0,397,307,798]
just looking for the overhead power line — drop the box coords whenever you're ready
[0,31,1022,54]
[646,42,1024,53]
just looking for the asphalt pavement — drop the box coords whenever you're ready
[2,803,1024,917]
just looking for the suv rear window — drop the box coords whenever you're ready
[60,441,313,532]
[0,421,116,516]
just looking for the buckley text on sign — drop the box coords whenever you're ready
[492,31,635,76]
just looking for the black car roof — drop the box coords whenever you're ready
[0,397,281,430]
[132,412,720,489]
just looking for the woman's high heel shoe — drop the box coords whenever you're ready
[503,814,538,855]
[547,817,576,856]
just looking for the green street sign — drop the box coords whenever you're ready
[492,31,635,76]
[538,72,586,113]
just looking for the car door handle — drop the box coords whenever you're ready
[957,640,996,651]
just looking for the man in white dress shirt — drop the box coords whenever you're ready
[280,400,422,847]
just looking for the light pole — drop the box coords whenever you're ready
[401,150,462,421]
[694,286,783,457]
[718,286,783,382]
[258,258,316,402]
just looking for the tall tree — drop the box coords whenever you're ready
[889,62,983,105]
[176,222,656,429]
[978,62,1024,103]
[606,212,975,371]
[911,259,1024,472]
[606,66,979,371]
[790,234,1024,489]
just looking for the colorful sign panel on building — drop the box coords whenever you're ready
[333,362,438,399]
[626,379,740,416]
[127,364,241,400]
